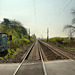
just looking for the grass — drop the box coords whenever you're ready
[42,37,75,51]
[3,48,21,59]
[63,47,75,51]
[0,42,30,59]
[0,48,19,59]
[0,35,35,59]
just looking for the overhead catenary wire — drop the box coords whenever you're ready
[33,0,37,34]
[57,0,72,16]
[63,0,68,4]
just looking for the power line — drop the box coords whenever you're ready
[33,0,37,32]
[63,0,68,4]
[57,0,72,16]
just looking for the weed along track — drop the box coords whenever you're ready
[13,41,46,75]
[39,41,75,61]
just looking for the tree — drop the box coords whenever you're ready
[0,18,28,39]
[63,25,75,40]
[63,9,75,40]
[71,9,75,24]
[31,34,36,39]
[1,18,10,25]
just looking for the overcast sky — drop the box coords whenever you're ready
[0,0,75,38]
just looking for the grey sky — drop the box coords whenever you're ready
[0,0,75,38]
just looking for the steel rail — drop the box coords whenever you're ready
[39,41,75,60]
[38,42,48,75]
[13,43,35,75]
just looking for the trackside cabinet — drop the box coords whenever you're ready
[0,33,7,52]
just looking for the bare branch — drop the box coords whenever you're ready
[64,25,75,30]
[72,18,75,24]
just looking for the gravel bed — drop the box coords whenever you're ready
[39,42,66,61]
[27,41,40,60]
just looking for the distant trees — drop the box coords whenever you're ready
[63,9,75,40]
[31,34,36,39]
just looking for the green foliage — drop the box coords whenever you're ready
[30,36,36,42]
[0,18,35,59]
[21,38,31,44]
[0,18,28,37]
[62,40,71,44]
[42,37,75,51]
[31,34,36,39]
[43,39,47,42]
[48,37,63,44]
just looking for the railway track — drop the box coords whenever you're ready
[13,40,75,75]
[50,43,75,57]
[13,40,47,75]
[39,40,75,61]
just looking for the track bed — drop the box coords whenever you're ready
[15,41,44,75]
[27,41,40,60]
[39,41,75,61]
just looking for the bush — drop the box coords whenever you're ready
[21,38,31,44]
[48,37,63,44]
[62,40,71,44]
